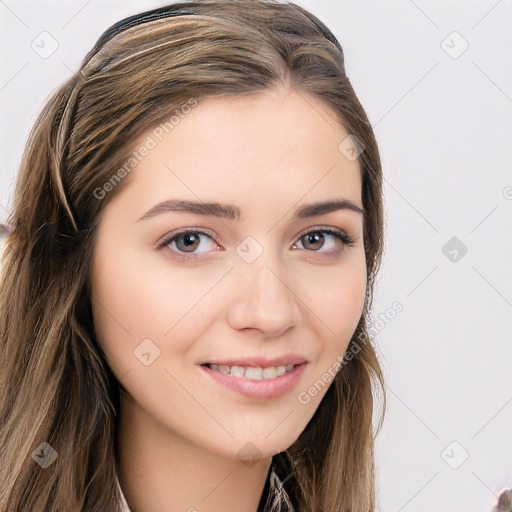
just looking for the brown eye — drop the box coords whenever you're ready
[301,232,325,250]
[157,229,220,258]
[294,228,353,253]
[174,232,201,253]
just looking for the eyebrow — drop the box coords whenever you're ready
[136,198,365,222]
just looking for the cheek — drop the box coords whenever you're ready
[302,251,366,337]
[292,252,366,410]
[299,251,367,377]
[325,272,366,336]
[91,241,221,364]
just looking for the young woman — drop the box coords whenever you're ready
[0,1,387,510]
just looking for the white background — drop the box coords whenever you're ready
[1,1,511,511]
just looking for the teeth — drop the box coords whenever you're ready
[230,366,245,378]
[262,367,277,379]
[218,365,230,375]
[276,366,287,376]
[206,363,297,380]
[245,367,262,380]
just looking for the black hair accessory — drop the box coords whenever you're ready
[82,1,344,67]
[82,6,197,67]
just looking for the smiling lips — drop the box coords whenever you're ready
[200,354,307,380]
[199,355,308,399]
[203,362,296,380]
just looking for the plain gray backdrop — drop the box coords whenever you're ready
[1,1,511,511]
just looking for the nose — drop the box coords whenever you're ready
[226,256,301,338]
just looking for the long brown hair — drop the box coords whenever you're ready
[0,1,386,510]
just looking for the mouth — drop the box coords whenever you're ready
[199,361,308,399]
[201,362,298,380]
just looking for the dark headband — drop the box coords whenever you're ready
[82,6,198,68]
[82,2,343,68]
[56,2,344,232]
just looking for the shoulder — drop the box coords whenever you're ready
[494,489,512,512]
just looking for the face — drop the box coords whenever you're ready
[91,85,367,461]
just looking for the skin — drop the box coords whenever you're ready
[91,83,367,512]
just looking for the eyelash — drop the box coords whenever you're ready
[156,226,355,260]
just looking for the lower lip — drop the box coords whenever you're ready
[199,363,307,399]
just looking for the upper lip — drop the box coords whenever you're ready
[200,354,308,368]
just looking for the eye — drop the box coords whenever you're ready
[291,228,354,253]
[156,228,221,259]
[156,226,354,260]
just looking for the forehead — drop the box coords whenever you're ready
[110,87,363,220]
